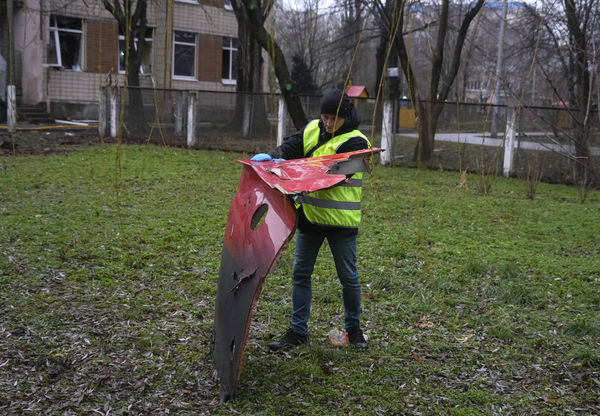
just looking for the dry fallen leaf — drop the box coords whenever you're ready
[416,316,435,329]
[456,334,474,343]
[544,397,562,404]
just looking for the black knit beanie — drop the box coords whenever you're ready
[320,88,351,118]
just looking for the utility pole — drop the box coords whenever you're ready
[490,0,508,138]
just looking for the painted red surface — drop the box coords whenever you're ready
[239,148,381,194]
[213,148,381,401]
[212,165,297,402]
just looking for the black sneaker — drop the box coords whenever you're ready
[347,327,368,349]
[268,328,308,351]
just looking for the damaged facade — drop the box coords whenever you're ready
[1,0,240,120]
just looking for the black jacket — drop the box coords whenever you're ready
[267,107,369,237]
[268,107,368,160]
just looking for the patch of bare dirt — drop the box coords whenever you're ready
[0,128,274,156]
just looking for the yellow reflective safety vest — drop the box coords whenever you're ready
[301,119,371,229]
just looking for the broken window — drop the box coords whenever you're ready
[119,28,153,75]
[173,30,196,79]
[47,15,83,71]
[221,37,237,84]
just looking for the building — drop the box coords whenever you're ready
[1,0,239,120]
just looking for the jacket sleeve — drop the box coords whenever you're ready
[267,129,306,160]
[337,135,369,153]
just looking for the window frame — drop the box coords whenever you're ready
[118,28,153,75]
[172,30,197,81]
[46,15,83,70]
[221,36,237,85]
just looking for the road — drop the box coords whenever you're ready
[401,131,600,156]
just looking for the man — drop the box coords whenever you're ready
[251,88,370,350]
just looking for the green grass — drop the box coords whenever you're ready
[1,144,599,414]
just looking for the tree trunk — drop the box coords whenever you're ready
[231,0,307,130]
[563,0,593,186]
[126,65,146,134]
[380,0,484,164]
[250,42,271,134]
[103,0,148,135]
[230,17,270,136]
[230,18,253,132]
[573,121,591,184]
[413,100,438,163]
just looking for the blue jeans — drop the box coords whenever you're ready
[290,231,361,335]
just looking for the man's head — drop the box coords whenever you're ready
[320,88,352,134]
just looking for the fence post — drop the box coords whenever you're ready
[277,97,286,146]
[187,92,197,148]
[242,93,252,137]
[380,99,393,165]
[7,85,16,133]
[175,91,187,137]
[503,106,517,178]
[98,86,106,138]
[110,86,118,137]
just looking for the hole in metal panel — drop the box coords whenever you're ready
[250,203,268,230]
[230,339,236,362]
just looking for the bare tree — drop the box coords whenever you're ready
[377,0,486,163]
[562,0,597,186]
[229,5,271,135]
[103,0,149,134]
[274,0,367,91]
[534,0,599,188]
[231,0,308,129]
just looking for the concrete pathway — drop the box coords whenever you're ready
[402,131,600,156]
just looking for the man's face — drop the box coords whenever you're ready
[321,113,345,134]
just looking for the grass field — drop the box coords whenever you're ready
[1,144,599,415]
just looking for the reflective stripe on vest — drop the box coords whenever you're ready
[301,119,371,228]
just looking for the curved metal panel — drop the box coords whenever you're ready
[212,148,382,401]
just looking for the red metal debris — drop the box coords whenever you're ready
[212,148,381,401]
[239,148,381,195]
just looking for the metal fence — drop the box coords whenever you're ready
[100,87,600,187]
[100,87,283,152]
[390,100,600,187]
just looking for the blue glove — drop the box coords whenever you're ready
[273,158,285,162]
[251,153,272,161]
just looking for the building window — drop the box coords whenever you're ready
[224,0,232,10]
[222,37,237,84]
[47,15,83,70]
[119,28,153,75]
[173,30,196,79]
